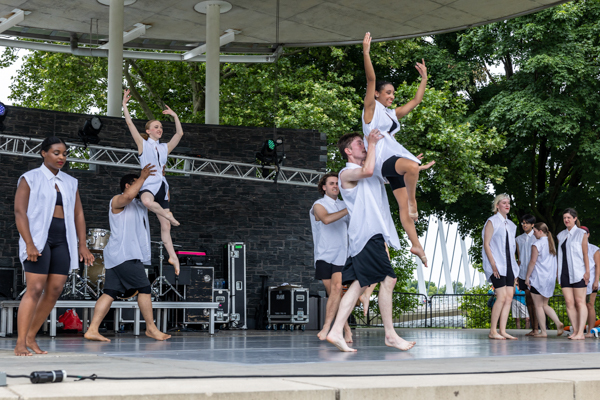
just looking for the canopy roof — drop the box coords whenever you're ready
[0,0,568,53]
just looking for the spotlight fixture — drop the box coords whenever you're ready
[78,116,103,148]
[256,137,285,183]
[0,101,7,132]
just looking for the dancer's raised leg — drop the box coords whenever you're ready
[157,211,180,274]
[393,187,427,266]
[141,192,180,226]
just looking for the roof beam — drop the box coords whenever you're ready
[0,9,26,34]
[182,29,237,61]
[99,23,150,49]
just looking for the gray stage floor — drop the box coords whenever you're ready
[2,328,600,366]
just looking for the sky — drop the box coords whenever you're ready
[0,46,27,105]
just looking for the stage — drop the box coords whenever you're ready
[2,328,600,399]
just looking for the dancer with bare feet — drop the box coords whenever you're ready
[123,89,182,275]
[516,214,539,335]
[310,173,352,343]
[361,32,434,267]
[524,222,563,337]
[85,166,171,342]
[580,226,599,338]
[326,131,415,352]
[557,208,589,340]
[14,137,95,356]
[482,194,519,341]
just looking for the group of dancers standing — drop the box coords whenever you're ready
[13,91,184,355]
[483,199,599,341]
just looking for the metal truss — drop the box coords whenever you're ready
[0,134,323,187]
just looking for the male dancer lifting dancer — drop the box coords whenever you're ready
[327,130,431,352]
[310,172,353,342]
[85,164,170,341]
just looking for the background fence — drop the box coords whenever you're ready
[352,292,597,329]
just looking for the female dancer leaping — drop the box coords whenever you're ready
[524,222,564,337]
[123,89,182,274]
[361,32,434,267]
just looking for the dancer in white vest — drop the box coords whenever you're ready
[580,226,600,337]
[515,214,538,335]
[14,136,95,356]
[524,222,563,337]
[361,32,434,266]
[482,194,519,340]
[85,165,171,342]
[123,89,182,275]
[557,208,589,340]
[327,130,427,352]
[310,172,352,343]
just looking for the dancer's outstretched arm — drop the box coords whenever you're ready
[363,32,377,125]
[340,130,382,189]
[122,89,144,154]
[395,59,427,119]
[524,245,539,287]
[112,164,156,212]
[165,106,184,154]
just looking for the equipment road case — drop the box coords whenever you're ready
[267,285,309,331]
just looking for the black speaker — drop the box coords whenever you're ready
[184,266,214,324]
[0,267,16,299]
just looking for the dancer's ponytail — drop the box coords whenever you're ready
[534,222,556,256]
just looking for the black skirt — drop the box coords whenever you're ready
[342,234,396,287]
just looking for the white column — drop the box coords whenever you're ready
[205,3,220,125]
[107,0,125,117]
[415,257,427,296]
[438,220,454,294]
[460,238,472,289]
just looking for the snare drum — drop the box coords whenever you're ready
[87,254,106,291]
[87,228,110,251]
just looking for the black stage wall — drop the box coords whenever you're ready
[0,106,328,327]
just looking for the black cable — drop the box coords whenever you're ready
[64,366,600,381]
[6,374,29,379]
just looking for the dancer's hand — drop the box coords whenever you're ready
[79,245,95,267]
[415,59,427,80]
[584,270,590,285]
[415,154,435,171]
[366,129,383,147]
[491,264,500,279]
[162,105,177,118]
[140,163,157,180]
[26,242,41,262]
[123,89,132,106]
[525,277,530,288]
[162,165,166,176]
[363,32,372,54]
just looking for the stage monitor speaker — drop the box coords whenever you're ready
[224,242,247,329]
[0,267,16,299]
[184,266,214,324]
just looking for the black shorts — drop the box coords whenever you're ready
[342,234,396,287]
[140,181,170,209]
[490,264,515,289]
[561,278,587,289]
[23,217,71,276]
[104,259,151,295]
[315,260,343,280]
[529,286,541,296]
[517,278,529,291]
[381,156,406,191]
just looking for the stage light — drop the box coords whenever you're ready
[0,102,7,132]
[255,137,286,183]
[78,116,103,147]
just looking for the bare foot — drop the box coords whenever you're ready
[410,246,428,267]
[557,323,564,336]
[532,332,547,338]
[489,332,506,340]
[14,342,32,356]
[146,329,171,341]
[569,334,585,340]
[500,332,518,340]
[317,327,330,341]
[525,330,537,336]
[585,333,594,338]
[385,335,415,351]
[168,258,180,275]
[326,332,357,352]
[84,330,111,342]
[344,329,353,343]
[166,212,180,227]
[26,338,48,354]
[359,293,370,317]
